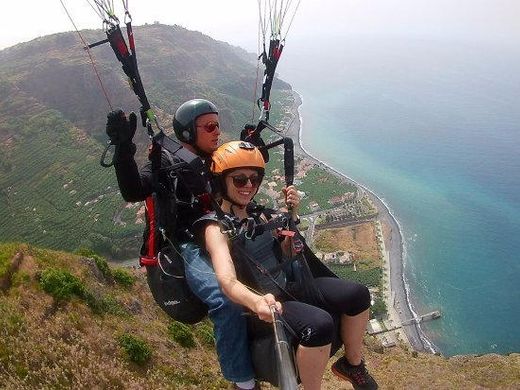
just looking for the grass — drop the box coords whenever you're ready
[1,243,519,389]
[0,242,21,278]
[168,321,196,348]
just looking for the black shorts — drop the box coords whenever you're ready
[281,277,370,347]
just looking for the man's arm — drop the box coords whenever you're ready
[106,109,152,202]
[113,150,152,202]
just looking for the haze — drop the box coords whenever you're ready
[1,0,519,51]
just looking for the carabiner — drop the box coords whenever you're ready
[100,141,115,167]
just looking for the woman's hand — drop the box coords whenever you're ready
[282,185,300,213]
[254,293,282,323]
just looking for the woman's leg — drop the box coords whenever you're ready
[282,301,334,390]
[314,278,378,388]
[296,344,331,390]
[341,309,370,365]
[314,277,371,364]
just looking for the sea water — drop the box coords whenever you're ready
[280,36,520,355]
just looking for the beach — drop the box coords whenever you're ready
[286,90,428,352]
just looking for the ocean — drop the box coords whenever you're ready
[280,36,520,356]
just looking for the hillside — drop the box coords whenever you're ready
[1,243,518,389]
[0,24,291,259]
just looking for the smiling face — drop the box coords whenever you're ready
[224,168,264,207]
[195,113,221,154]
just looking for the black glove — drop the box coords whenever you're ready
[106,109,137,145]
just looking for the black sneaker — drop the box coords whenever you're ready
[331,356,378,390]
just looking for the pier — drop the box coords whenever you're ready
[368,310,441,336]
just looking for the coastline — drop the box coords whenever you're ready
[286,89,429,352]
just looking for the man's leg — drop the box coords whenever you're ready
[180,242,255,383]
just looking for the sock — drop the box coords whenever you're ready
[234,379,256,389]
[345,357,363,367]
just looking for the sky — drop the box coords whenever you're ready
[1,0,519,52]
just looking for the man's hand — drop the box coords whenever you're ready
[106,109,137,145]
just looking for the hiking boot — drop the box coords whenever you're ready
[331,356,378,390]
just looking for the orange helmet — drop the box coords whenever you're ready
[212,141,265,175]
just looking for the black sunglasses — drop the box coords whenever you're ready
[196,121,220,133]
[229,174,263,188]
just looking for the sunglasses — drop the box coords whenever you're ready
[196,121,220,133]
[229,174,263,188]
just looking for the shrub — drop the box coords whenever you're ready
[195,321,215,347]
[168,321,196,348]
[118,333,151,365]
[39,268,85,301]
[371,296,387,318]
[93,256,112,279]
[75,248,111,279]
[112,268,135,288]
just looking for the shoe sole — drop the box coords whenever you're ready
[331,364,378,390]
[331,364,356,386]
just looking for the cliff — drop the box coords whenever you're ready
[1,243,518,389]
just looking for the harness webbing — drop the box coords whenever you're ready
[258,38,284,122]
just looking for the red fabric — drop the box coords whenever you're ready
[113,33,129,56]
[197,193,213,214]
[139,196,158,266]
[139,256,157,266]
[145,196,156,257]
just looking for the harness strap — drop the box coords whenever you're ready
[242,213,290,240]
[231,237,297,301]
[139,195,158,266]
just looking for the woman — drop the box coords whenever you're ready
[198,141,378,390]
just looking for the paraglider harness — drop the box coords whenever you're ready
[82,2,218,323]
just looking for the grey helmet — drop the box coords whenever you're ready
[172,99,219,144]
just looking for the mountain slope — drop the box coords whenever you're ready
[1,243,518,389]
[0,24,291,259]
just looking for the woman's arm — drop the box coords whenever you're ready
[204,223,282,322]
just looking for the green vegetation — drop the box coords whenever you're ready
[195,320,215,347]
[39,268,85,301]
[37,249,129,315]
[76,248,134,288]
[76,248,111,278]
[0,242,20,278]
[112,268,135,288]
[83,291,127,316]
[0,25,292,260]
[298,166,357,213]
[168,321,196,348]
[118,333,152,365]
[1,243,519,389]
[371,296,387,318]
[329,264,382,288]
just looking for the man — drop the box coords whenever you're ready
[106,99,257,390]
